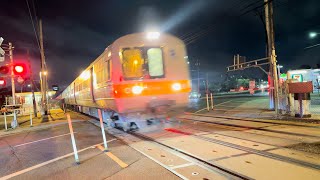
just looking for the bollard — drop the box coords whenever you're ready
[63,103,66,113]
[206,93,209,111]
[4,112,7,130]
[98,109,108,152]
[30,109,33,127]
[12,110,18,129]
[210,93,214,110]
[67,113,80,164]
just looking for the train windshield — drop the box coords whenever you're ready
[122,47,164,80]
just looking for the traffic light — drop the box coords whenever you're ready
[0,77,6,86]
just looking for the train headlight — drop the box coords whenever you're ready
[172,83,181,91]
[132,85,144,94]
[147,32,160,39]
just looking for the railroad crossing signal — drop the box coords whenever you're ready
[0,65,9,74]
[13,63,27,76]
[0,62,29,86]
[0,37,4,62]
[0,77,6,86]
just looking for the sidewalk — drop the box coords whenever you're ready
[0,109,88,137]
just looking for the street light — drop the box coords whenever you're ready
[305,32,320,50]
[277,65,283,79]
[309,32,319,39]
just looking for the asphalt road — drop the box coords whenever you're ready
[0,119,179,179]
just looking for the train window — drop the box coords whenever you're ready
[122,49,144,79]
[95,57,110,84]
[147,48,164,77]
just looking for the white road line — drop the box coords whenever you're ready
[194,108,207,114]
[194,100,233,114]
[171,162,194,169]
[214,100,233,106]
[0,139,117,180]
[128,144,188,180]
[14,132,77,148]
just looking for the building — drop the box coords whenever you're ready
[5,91,57,111]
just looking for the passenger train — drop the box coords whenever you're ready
[61,32,191,130]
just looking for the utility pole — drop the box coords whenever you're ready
[27,50,37,117]
[237,54,240,69]
[39,19,48,115]
[264,0,279,114]
[197,59,200,93]
[9,42,15,105]
[206,72,209,94]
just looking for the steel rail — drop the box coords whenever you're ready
[184,113,320,129]
[168,127,320,170]
[179,116,320,139]
[130,131,252,180]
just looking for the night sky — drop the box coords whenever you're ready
[1,0,319,89]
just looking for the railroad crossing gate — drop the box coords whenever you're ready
[249,80,255,94]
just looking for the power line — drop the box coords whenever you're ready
[182,0,278,45]
[31,0,40,30]
[25,0,41,52]
[184,0,266,45]
[182,1,261,44]
[180,0,254,39]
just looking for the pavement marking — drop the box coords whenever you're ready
[14,132,77,148]
[0,120,84,138]
[194,100,233,114]
[194,108,207,114]
[97,144,128,168]
[171,162,194,169]
[0,139,117,180]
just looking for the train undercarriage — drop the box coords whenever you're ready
[64,103,183,132]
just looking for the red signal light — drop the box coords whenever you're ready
[15,65,24,73]
[0,66,9,74]
[13,63,27,76]
[0,78,6,86]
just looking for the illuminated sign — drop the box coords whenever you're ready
[280,73,287,79]
[292,74,303,82]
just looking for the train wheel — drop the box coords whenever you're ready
[109,120,116,128]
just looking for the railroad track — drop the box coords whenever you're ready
[87,116,249,179]
[130,131,252,180]
[184,113,320,128]
[85,110,320,179]
[179,114,320,139]
[161,125,320,170]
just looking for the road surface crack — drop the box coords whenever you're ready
[3,138,22,163]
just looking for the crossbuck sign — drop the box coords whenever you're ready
[0,37,4,62]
